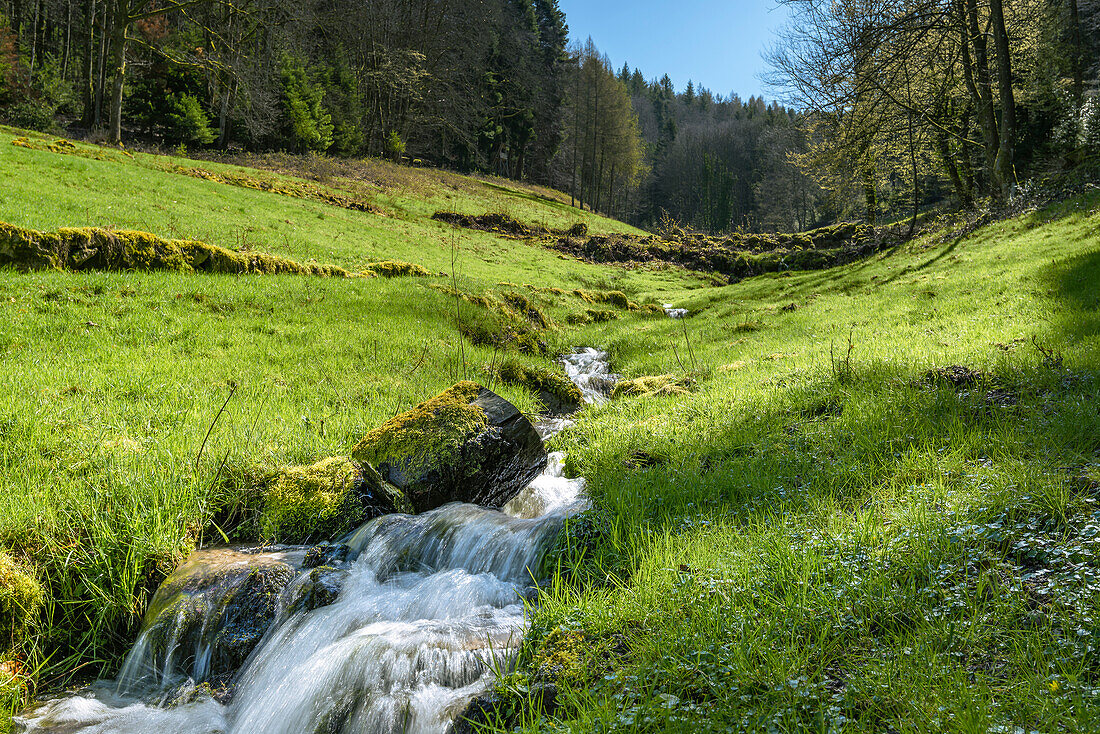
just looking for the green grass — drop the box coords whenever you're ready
[494,197,1100,732]
[1,127,1099,733]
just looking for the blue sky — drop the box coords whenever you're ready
[556,1,790,100]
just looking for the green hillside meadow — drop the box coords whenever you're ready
[2,126,1100,733]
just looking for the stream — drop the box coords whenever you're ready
[16,350,614,734]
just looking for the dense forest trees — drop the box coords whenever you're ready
[1,0,1097,234]
[0,0,573,175]
[767,0,1100,226]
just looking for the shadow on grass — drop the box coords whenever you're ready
[1047,247,1100,363]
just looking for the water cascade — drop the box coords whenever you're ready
[662,304,688,319]
[16,350,613,734]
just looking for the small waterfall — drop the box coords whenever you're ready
[17,350,612,734]
[662,303,688,319]
[561,348,618,404]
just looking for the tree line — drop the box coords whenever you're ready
[1,0,1096,234]
[0,0,821,232]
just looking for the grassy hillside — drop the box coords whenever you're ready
[1,127,1099,733]
[504,197,1100,732]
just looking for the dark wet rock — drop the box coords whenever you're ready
[119,548,301,692]
[449,692,501,733]
[303,542,351,569]
[282,566,348,616]
[352,382,547,512]
[449,684,558,733]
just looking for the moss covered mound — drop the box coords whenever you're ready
[460,300,550,356]
[552,221,877,280]
[611,374,695,399]
[501,291,551,328]
[0,552,43,654]
[364,260,433,278]
[492,358,583,415]
[572,288,631,309]
[180,167,378,213]
[352,382,547,511]
[260,457,409,544]
[432,211,552,239]
[352,381,488,484]
[0,221,350,277]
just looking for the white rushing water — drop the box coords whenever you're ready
[662,303,688,319]
[16,350,613,734]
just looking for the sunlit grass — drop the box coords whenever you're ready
[1,125,1099,733]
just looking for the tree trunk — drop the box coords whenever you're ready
[107,0,129,145]
[989,0,1015,195]
[1068,0,1083,106]
[94,1,108,127]
[79,0,96,127]
[62,0,72,80]
[906,110,918,240]
[862,166,877,225]
[962,0,1000,191]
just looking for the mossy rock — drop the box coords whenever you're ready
[351,382,546,512]
[492,358,583,416]
[260,457,409,544]
[611,374,694,399]
[364,260,433,277]
[122,548,299,692]
[0,552,43,654]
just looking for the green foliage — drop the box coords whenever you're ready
[1,100,54,133]
[166,94,215,146]
[280,55,334,154]
[383,130,405,162]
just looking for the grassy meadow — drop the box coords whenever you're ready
[1,127,1100,733]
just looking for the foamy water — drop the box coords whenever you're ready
[16,350,612,734]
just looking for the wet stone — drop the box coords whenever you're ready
[303,542,350,569]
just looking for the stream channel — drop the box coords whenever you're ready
[16,349,617,734]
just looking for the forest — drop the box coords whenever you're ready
[2,0,1098,233]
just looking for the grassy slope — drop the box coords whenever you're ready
[0,129,699,717]
[513,198,1100,732]
[1,128,1099,732]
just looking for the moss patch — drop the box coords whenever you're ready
[351,381,489,486]
[611,374,696,399]
[0,221,349,277]
[501,291,551,328]
[178,167,378,213]
[492,358,583,412]
[0,552,43,654]
[259,457,408,543]
[364,260,433,278]
[572,289,631,309]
